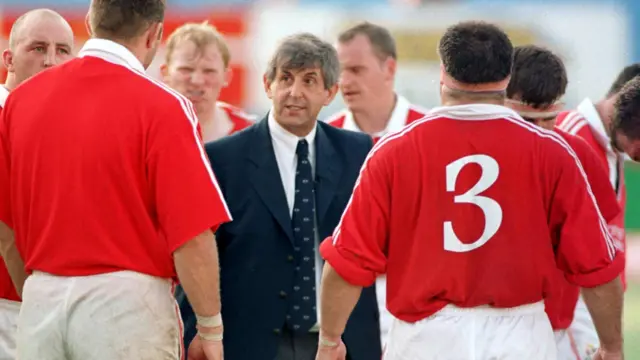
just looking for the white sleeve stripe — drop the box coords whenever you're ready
[557,112,581,132]
[567,121,587,136]
[331,113,444,245]
[505,116,616,259]
[125,66,232,221]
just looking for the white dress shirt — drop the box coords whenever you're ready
[268,110,322,329]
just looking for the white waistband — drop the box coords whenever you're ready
[0,298,21,312]
[436,301,545,316]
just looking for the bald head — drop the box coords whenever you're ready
[2,8,75,90]
[9,9,73,50]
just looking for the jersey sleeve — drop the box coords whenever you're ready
[0,105,12,228]
[547,138,624,288]
[147,98,232,252]
[319,146,391,287]
[570,135,621,222]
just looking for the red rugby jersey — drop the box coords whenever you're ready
[557,99,626,281]
[0,85,20,302]
[326,95,427,144]
[0,39,232,279]
[321,104,622,323]
[543,128,621,329]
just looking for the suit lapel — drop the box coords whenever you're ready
[247,118,295,244]
[314,123,343,225]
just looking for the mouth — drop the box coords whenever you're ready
[186,90,205,101]
[285,105,306,111]
[343,91,360,98]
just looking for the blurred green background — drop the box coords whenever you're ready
[624,161,639,356]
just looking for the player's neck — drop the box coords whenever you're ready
[351,93,397,135]
[442,97,505,107]
[198,107,217,127]
[3,74,18,92]
[595,100,613,136]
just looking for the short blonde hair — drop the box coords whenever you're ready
[164,21,231,68]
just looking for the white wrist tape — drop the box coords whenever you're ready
[319,337,339,348]
[196,313,223,328]
[198,331,223,342]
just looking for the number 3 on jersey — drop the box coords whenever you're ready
[444,154,502,253]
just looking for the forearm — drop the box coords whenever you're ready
[319,263,363,340]
[0,221,26,296]
[581,276,624,351]
[174,230,221,317]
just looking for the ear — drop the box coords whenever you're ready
[263,73,273,99]
[2,49,14,73]
[323,84,339,106]
[146,23,163,49]
[223,66,233,88]
[85,13,93,37]
[159,63,169,82]
[385,57,397,81]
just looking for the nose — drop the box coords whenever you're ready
[190,71,205,85]
[289,78,304,98]
[43,49,57,67]
[339,70,354,87]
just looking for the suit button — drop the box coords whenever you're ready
[287,255,294,262]
[273,328,281,334]
[279,291,287,298]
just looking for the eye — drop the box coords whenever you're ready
[33,46,46,53]
[304,78,316,85]
[57,48,70,55]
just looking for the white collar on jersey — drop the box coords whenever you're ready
[342,94,411,136]
[78,38,145,74]
[429,103,521,121]
[0,85,9,107]
[576,98,614,151]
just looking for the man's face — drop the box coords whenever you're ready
[337,35,393,112]
[162,40,229,116]
[264,66,337,135]
[4,17,74,84]
[612,131,640,162]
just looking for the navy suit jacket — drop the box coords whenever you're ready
[176,117,381,360]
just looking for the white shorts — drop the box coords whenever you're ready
[17,271,184,360]
[375,275,391,349]
[555,297,598,360]
[384,301,556,360]
[0,298,19,359]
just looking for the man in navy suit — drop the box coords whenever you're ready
[176,33,381,360]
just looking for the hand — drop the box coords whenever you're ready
[187,336,224,360]
[315,339,346,360]
[592,347,623,360]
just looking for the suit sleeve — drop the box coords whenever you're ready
[0,105,11,228]
[547,139,623,288]
[147,99,232,253]
[320,145,390,287]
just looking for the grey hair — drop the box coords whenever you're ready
[265,33,339,90]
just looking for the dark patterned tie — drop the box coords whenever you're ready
[286,139,317,333]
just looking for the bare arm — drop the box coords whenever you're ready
[319,263,363,343]
[0,221,26,296]
[581,276,624,352]
[174,229,221,334]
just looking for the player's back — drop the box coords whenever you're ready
[382,104,583,320]
[3,55,189,278]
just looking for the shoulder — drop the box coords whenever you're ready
[217,101,258,124]
[205,121,257,162]
[556,110,589,136]
[320,121,372,151]
[325,109,348,127]
[406,103,430,122]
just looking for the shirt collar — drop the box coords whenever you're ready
[0,85,9,107]
[429,103,521,120]
[343,94,411,136]
[268,108,317,155]
[78,38,145,73]
[576,98,613,151]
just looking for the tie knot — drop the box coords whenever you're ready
[296,139,309,158]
